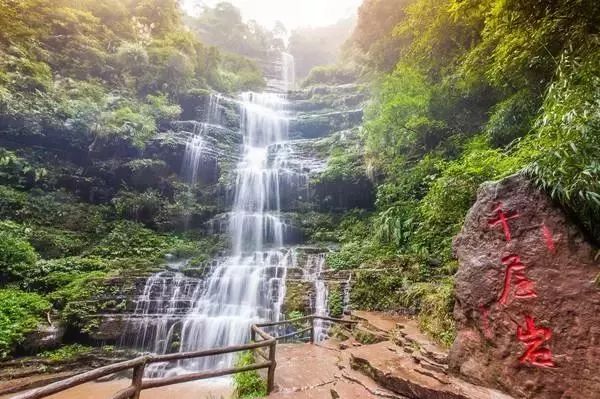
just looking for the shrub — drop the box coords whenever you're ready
[40,344,93,362]
[112,189,167,227]
[22,256,111,292]
[0,288,51,358]
[0,230,38,283]
[350,268,408,311]
[302,64,358,87]
[49,271,112,333]
[232,351,267,399]
[327,288,344,318]
[89,221,172,259]
[400,278,456,347]
[415,136,522,259]
[520,51,600,241]
[27,226,87,259]
[0,185,27,217]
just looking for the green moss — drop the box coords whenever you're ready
[283,281,312,314]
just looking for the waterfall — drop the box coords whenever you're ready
[303,254,330,342]
[182,123,205,185]
[123,53,300,377]
[281,52,295,92]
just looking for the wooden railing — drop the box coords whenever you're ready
[12,315,356,399]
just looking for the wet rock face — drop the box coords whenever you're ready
[450,174,600,398]
[21,324,65,354]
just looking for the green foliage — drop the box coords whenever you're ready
[486,89,539,147]
[400,278,456,347]
[287,310,304,320]
[0,229,38,284]
[334,0,600,347]
[0,288,51,358]
[28,227,88,259]
[415,136,522,259]
[112,189,167,227]
[49,271,112,332]
[40,344,92,362]
[350,268,407,311]
[327,287,344,318]
[0,185,27,218]
[349,0,411,71]
[22,256,111,293]
[214,53,266,93]
[0,150,47,188]
[325,211,395,270]
[364,64,439,173]
[520,51,600,239]
[0,0,264,151]
[232,351,267,399]
[319,146,364,184]
[302,64,359,88]
[89,221,173,259]
[186,2,283,59]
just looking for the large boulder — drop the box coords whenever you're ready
[449,174,600,398]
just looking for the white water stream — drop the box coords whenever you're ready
[122,53,320,377]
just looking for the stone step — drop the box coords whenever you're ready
[348,342,514,399]
[352,325,389,345]
[391,320,448,366]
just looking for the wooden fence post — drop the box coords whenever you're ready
[130,361,145,399]
[267,341,276,394]
[309,316,315,344]
[251,328,256,342]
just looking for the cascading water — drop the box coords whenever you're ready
[302,253,330,342]
[123,53,301,377]
[281,52,295,92]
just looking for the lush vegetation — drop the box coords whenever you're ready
[318,0,600,346]
[185,2,285,60]
[0,288,51,357]
[232,351,267,399]
[0,0,254,359]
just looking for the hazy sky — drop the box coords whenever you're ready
[182,0,363,29]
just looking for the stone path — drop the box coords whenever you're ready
[2,312,515,399]
[268,311,514,399]
[270,343,403,399]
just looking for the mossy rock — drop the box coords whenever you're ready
[283,281,313,314]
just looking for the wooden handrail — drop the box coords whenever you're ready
[12,315,355,399]
[12,357,151,399]
[275,326,312,341]
[140,362,273,390]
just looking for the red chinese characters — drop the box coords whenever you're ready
[488,203,520,241]
[498,255,537,305]
[516,315,555,368]
[486,201,556,368]
[541,223,556,253]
